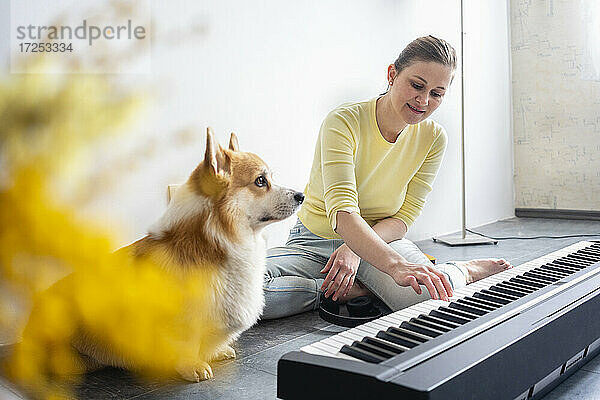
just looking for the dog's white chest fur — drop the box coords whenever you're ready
[217,235,267,337]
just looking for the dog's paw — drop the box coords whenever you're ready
[212,345,236,361]
[176,361,213,382]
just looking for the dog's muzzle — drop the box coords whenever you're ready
[293,192,305,204]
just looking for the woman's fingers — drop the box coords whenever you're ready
[416,273,439,300]
[320,252,335,274]
[320,245,360,300]
[321,264,339,293]
[429,267,453,298]
[423,268,450,301]
[400,265,451,301]
[332,274,352,301]
[325,267,345,298]
[342,274,356,298]
[406,275,422,295]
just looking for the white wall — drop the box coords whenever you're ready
[1,0,514,246]
[462,0,515,229]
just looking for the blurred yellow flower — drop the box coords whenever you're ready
[0,59,219,399]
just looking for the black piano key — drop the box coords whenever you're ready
[448,301,488,316]
[507,278,543,291]
[489,285,527,298]
[480,289,518,302]
[548,261,582,271]
[362,336,407,354]
[543,264,578,275]
[400,321,443,338]
[410,317,452,333]
[531,266,565,278]
[563,252,592,261]
[553,259,586,269]
[537,266,569,278]
[457,298,498,312]
[419,313,462,329]
[561,256,591,266]
[499,279,539,293]
[448,301,489,315]
[570,253,597,263]
[516,272,551,287]
[508,276,546,289]
[460,296,502,310]
[353,340,397,359]
[377,329,420,348]
[429,309,471,325]
[340,344,386,363]
[549,260,582,270]
[523,271,557,283]
[387,327,429,343]
[576,252,598,259]
[578,248,600,258]
[438,306,479,320]
[571,253,595,261]
[538,269,570,280]
[473,291,510,305]
[497,280,537,293]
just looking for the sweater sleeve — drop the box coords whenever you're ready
[392,126,447,228]
[320,110,362,231]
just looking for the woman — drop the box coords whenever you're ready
[262,35,511,319]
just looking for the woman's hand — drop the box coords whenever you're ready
[388,262,453,301]
[320,244,360,301]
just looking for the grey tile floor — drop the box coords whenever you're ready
[2,217,600,399]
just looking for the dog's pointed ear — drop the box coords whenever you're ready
[228,133,240,152]
[204,127,219,175]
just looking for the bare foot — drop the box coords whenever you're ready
[338,280,372,303]
[455,258,513,284]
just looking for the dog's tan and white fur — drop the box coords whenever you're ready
[71,128,303,381]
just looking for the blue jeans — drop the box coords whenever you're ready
[262,219,468,319]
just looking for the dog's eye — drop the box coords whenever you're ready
[255,176,267,187]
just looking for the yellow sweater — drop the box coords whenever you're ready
[297,97,447,239]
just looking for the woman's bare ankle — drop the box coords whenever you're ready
[456,259,513,284]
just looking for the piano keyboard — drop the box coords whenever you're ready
[300,242,600,363]
[279,241,600,400]
[300,241,600,364]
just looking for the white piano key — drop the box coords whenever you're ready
[412,302,442,313]
[454,286,483,296]
[394,308,423,318]
[425,299,450,308]
[368,319,395,330]
[353,324,381,336]
[384,313,414,323]
[311,340,343,356]
[323,335,354,347]
[304,341,359,361]
[484,276,508,283]
[381,312,413,325]
[300,344,333,357]
[350,325,380,337]
[339,330,367,342]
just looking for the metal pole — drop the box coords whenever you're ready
[460,0,466,239]
[431,0,498,246]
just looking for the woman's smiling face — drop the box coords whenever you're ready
[387,61,453,125]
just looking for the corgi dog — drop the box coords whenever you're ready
[20,128,304,383]
[123,128,303,381]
